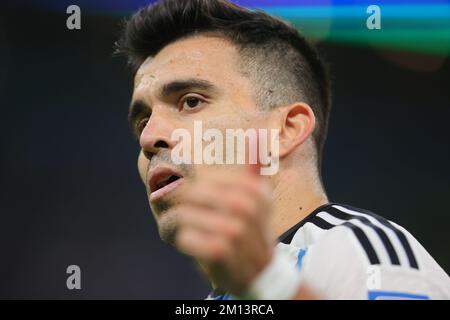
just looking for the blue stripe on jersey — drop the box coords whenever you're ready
[211,293,235,300]
[297,249,307,270]
[368,290,430,300]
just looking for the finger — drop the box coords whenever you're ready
[180,184,227,211]
[183,180,270,220]
[192,172,269,201]
[176,228,231,262]
[178,205,244,238]
[221,190,261,220]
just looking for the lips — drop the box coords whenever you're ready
[148,167,184,202]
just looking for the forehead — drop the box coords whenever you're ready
[133,35,245,92]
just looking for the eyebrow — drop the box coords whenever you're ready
[128,78,218,134]
[159,78,217,97]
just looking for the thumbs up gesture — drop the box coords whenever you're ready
[174,135,276,296]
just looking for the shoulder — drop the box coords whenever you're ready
[308,204,419,269]
[296,203,450,299]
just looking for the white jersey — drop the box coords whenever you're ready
[207,203,450,300]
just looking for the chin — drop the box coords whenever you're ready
[156,210,179,246]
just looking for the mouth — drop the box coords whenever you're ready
[148,167,184,202]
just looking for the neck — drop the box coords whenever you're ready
[202,163,328,291]
[269,165,328,238]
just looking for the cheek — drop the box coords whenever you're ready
[137,151,148,183]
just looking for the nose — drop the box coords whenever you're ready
[139,112,177,161]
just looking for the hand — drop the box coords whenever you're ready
[174,165,276,295]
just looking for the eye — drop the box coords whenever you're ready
[180,95,206,111]
[136,117,149,135]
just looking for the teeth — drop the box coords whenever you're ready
[156,175,180,189]
[157,177,171,189]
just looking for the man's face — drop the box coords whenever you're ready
[131,35,269,243]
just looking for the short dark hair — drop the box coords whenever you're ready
[116,0,331,167]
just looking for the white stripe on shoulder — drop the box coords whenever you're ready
[317,210,392,265]
[331,205,411,268]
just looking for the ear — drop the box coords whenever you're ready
[277,103,316,159]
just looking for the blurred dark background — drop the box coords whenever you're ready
[0,2,449,299]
